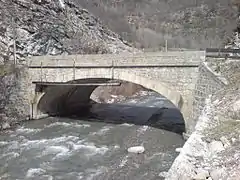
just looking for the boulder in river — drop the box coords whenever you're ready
[127,146,145,154]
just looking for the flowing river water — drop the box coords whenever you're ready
[0,91,185,180]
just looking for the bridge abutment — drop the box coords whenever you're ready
[30,91,47,119]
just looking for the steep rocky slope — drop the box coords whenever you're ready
[0,0,136,64]
[79,0,238,50]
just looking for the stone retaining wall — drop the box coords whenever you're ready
[0,65,31,129]
[192,63,226,130]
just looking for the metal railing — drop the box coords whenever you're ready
[206,48,240,59]
[206,48,240,53]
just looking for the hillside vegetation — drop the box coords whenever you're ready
[77,0,238,50]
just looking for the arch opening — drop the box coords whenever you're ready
[37,78,185,134]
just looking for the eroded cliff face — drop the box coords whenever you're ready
[0,0,137,64]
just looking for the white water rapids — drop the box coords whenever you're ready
[0,91,185,180]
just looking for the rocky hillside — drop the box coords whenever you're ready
[0,0,137,64]
[79,0,238,50]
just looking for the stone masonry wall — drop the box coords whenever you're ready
[191,63,226,131]
[27,63,226,132]
[28,67,198,105]
[28,66,198,132]
[28,51,205,67]
[28,51,210,132]
[0,66,31,129]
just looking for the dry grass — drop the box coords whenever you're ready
[205,119,240,140]
[0,64,16,76]
[232,0,240,7]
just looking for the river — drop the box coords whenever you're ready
[0,91,185,180]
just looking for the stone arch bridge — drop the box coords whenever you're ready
[27,51,225,133]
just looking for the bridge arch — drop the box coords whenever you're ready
[30,69,188,133]
[34,76,186,133]
[35,70,183,111]
[37,73,182,113]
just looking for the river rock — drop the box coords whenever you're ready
[158,171,168,178]
[232,99,240,112]
[208,141,224,154]
[193,169,210,180]
[231,137,237,143]
[182,132,191,140]
[220,136,231,148]
[1,122,10,130]
[210,168,227,180]
[175,147,182,152]
[127,146,145,154]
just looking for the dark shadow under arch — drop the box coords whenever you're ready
[37,78,186,134]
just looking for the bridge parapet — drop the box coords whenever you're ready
[28,51,205,67]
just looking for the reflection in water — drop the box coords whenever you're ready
[76,91,185,134]
[0,91,185,180]
[87,103,185,134]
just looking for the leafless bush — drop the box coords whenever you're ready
[62,31,109,54]
[75,0,239,50]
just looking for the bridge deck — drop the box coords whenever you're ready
[27,51,205,67]
[28,64,200,68]
[32,81,121,86]
[206,48,240,59]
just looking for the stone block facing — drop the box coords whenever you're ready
[27,51,223,133]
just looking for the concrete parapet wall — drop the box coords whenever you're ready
[28,51,205,67]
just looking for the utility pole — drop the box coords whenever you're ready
[11,1,17,65]
[165,39,168,52]
[12,16,17,65]
[165,28,168,52]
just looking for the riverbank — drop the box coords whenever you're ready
[165,60,240,180]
